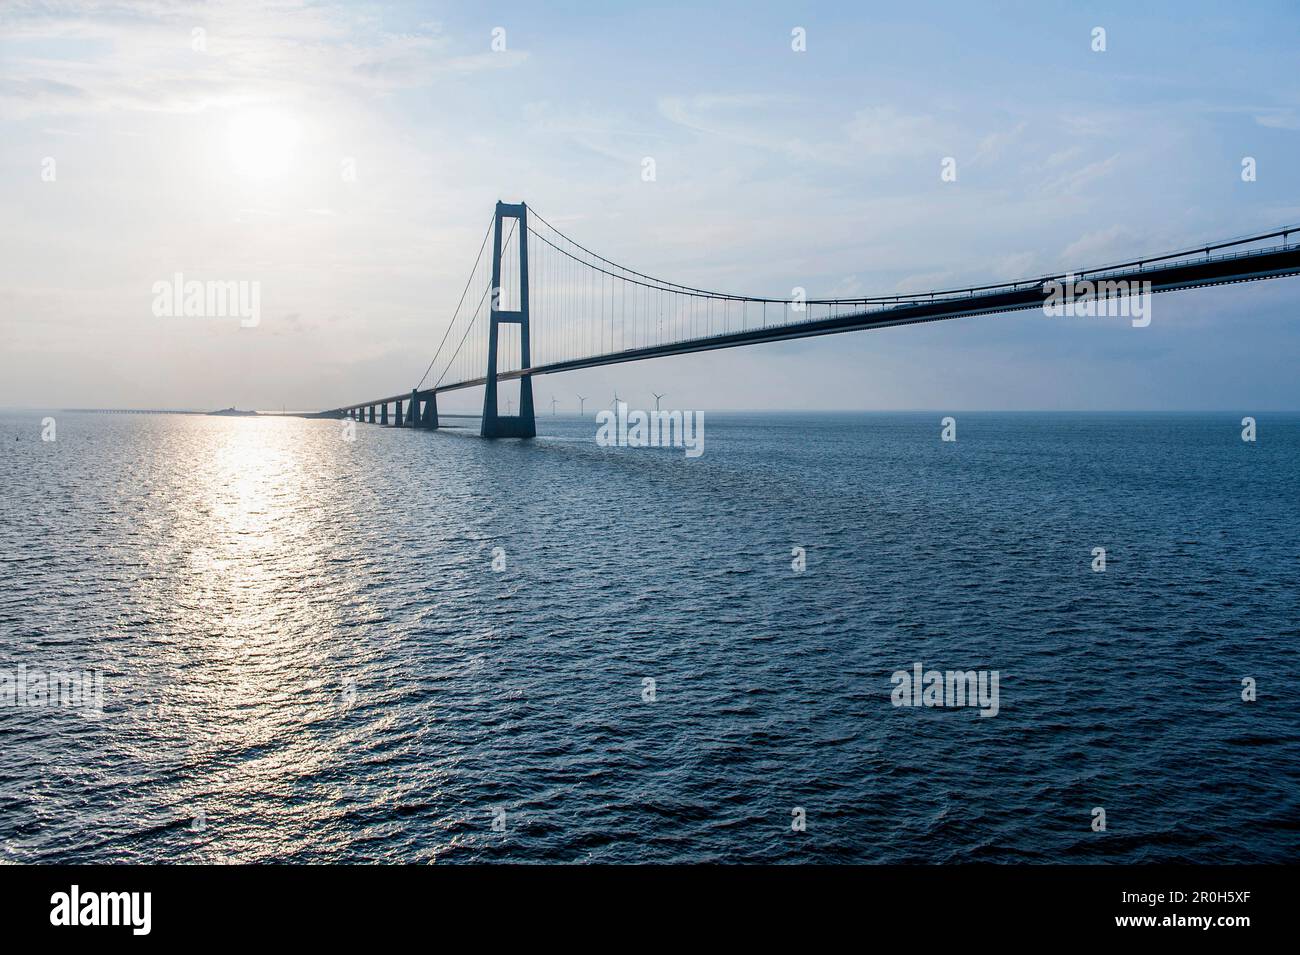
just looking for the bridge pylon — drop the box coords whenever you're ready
[481,200,536,439]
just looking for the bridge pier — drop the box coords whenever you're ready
[481,200,536,439]
[422,391,439,429]
[395,400,404,427]
[381,403,389,426]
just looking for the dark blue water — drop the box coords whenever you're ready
[1,411,1297,863]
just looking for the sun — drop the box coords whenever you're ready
[226,107,301,180]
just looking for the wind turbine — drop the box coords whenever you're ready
[550,395,558,415]
[652,392,666,411]
[611,391,621,411]
[577,395,587,416]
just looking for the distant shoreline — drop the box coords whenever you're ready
[53,407,265,417]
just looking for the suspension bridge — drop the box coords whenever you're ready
[326,201,1300,437]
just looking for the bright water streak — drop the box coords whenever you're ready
[1,411,1297,863]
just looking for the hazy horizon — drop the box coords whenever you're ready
[8,406,1300,416]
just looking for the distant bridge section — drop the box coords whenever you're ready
[327,204,1300,436]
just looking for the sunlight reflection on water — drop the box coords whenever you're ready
[2,411,1298,863]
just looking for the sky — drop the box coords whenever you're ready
[1,0,1299,412]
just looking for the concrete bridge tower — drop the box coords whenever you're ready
[481,200,536,438]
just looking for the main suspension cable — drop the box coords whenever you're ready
[433,218,519,390]
[414,213,495,391]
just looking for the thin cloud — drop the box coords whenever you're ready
[0,1,524,119]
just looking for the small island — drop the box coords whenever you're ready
[206,407,259,417]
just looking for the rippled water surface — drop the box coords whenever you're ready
[1,411,1297,863]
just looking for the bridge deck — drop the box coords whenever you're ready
[329,241,1300,416]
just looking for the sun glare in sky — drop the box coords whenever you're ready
[225,107,302,180]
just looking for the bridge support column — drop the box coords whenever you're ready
[368,405,375,423]
[395,400,404,428]
[409,389,422,428]
[381,403,388,426]
[481,200,536,439]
